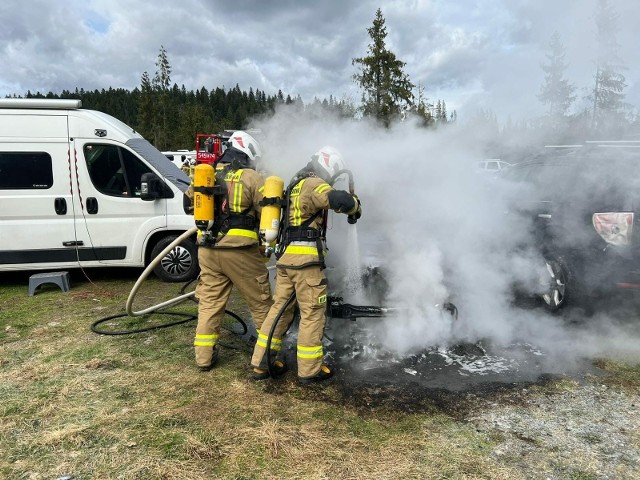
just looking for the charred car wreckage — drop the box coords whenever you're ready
[501,142,640,312]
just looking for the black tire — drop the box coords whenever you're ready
[150,235,199,283]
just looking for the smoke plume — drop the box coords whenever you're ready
[251,106,640,369]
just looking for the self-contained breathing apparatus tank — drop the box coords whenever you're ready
[259,176,284,245]
[193,163,215,231]
[193,163,226,244]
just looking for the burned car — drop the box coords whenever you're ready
[501,143,640,311]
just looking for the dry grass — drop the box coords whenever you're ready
[2,268,639,479]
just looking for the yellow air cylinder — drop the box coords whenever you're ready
[259,176,284,244]
[193,163,216,232]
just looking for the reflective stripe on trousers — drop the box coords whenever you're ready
[297,344,323,359]
[194,333,219,347]
[255,332,282,351]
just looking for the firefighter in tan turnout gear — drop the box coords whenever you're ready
[250,146,362,384]
[189,131,273,371]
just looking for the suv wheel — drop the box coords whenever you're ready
[540,258,568,310]
[151,235,199,283]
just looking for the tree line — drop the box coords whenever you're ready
[21,56,362,152]
[537,0,635,141]
[22,76,299,152]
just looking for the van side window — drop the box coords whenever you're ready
[84,144,152,197]
[0,152,53,189]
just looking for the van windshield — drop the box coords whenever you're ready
[126,138,191,191]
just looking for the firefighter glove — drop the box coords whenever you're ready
[347,194,362,224]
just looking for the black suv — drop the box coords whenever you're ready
[501,143,640,311]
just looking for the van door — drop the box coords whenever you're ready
[71,140,168,266]
[0,125,83,270]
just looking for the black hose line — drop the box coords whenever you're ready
[177,278,249,335]
[90,311,196,335]
[91,308,247,336]
[266,291,297,378]
[180,278,198,302]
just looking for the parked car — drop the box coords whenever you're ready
[474,159,512,174]
[499,143,640,311]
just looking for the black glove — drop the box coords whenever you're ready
[347,195,362,224]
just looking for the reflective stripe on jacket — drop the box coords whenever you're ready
[213,166,264,247]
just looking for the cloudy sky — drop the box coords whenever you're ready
[1,0,639,122]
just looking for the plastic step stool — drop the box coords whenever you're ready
[28,271,71,296]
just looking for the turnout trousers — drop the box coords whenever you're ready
[194,246,273,368]
[251,265,328,379]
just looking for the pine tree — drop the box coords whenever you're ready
[352,8,414,126]
[440,100,448,123]
[138,71,156,143]
[538,31,576,119]
[153,45,172,92]
[153,45,173,150]
[590,0,627,133]
[413,81,433,127]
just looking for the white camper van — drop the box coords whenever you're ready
[0,98,198,282]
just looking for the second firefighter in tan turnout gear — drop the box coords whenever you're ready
[250,146,362,383]
[188,131,274,371]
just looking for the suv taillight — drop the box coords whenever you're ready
[592,212,634,246]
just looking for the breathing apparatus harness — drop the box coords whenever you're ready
[193,149,259,248]
[273,168,329,270]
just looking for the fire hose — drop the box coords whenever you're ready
[91,227,248,341]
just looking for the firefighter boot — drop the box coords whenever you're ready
[198,347,219,372]
[298,365,333,385]
[252,360,288,380]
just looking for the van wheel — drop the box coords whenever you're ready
[151,236,199,283]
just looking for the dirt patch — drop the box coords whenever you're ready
[466,381,640,479]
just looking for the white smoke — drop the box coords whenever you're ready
[250,106,640,367]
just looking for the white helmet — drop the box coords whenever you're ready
[228,131,262,164]
[311,146,346,182]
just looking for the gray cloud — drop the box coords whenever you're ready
[0,0,638,121]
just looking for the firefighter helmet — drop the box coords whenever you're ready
[311,146,346,182]
[227,131,262,164]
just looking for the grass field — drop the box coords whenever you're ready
[1,268,639,479]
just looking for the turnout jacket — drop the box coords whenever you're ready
[277,176,357,268]
[186,165,265,248]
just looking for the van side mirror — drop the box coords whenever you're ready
[140,173,172,201]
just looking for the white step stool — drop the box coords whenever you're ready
[28,271,71,296]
